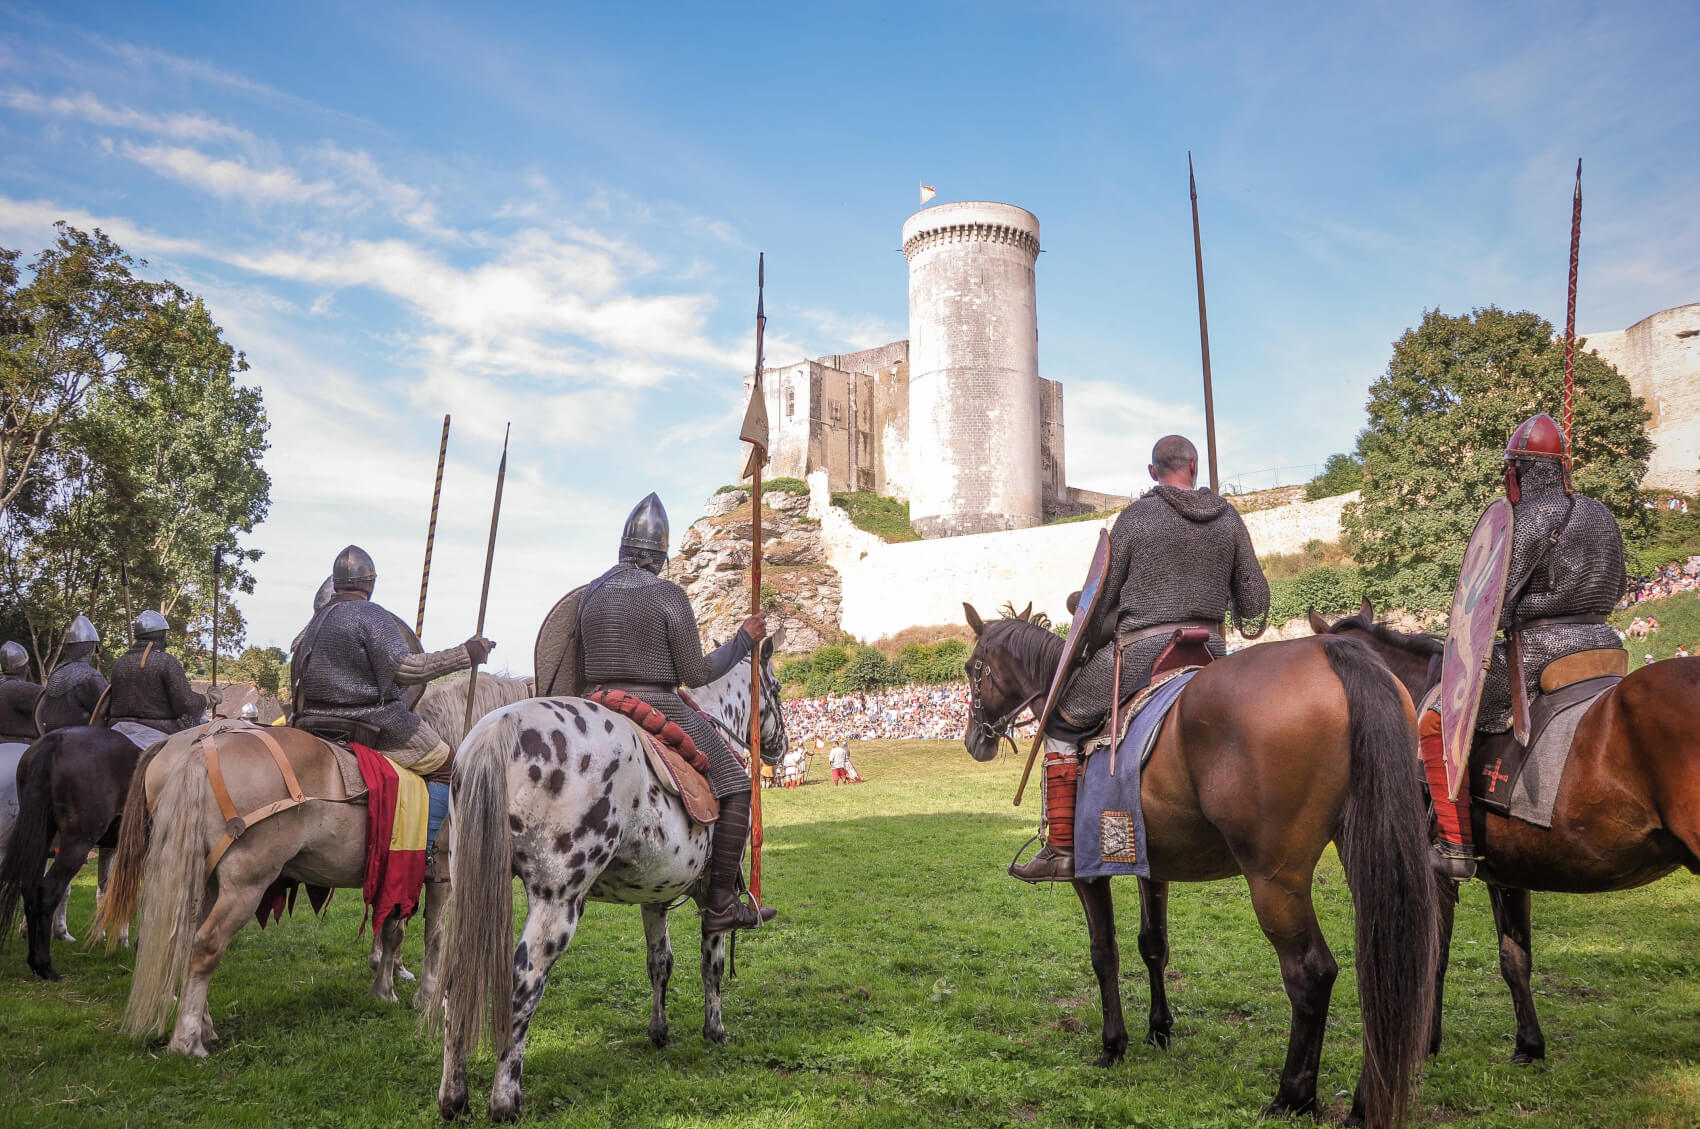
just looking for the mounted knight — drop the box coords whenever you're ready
[34,615,108,735]
[569,492,774,931]
[0,641,40,743]
[290,544,494,841]
[1011,435,1271,883]
[1422,413,1629,881]
[107,610,213,747]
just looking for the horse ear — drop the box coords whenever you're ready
[1308,607,1332,636]
[1019,602,1033,621]
[770,621,787,653]
[1359,597,1375,623]
[964,603,985,636]
[1065,590,1081,616]
[759,636,774,665]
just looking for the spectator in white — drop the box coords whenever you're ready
[1675,645,1691,659]
[829,742,851,784]
[1645,653,1657,666]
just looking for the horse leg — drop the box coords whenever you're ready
[26,834,93,979]
[1246,874,1337,1120]
[700,927,729,1044]
[1136,877,1175,1048]
[368,910,406,1004]
[1071,877,1129,1067]
[1429,875,1457,1057]
[1488,884,1545,1063]
[414,872,449,1013]
[96,847,128,947]
[169,871,266,1057]
[490,894,583,1122]
[642,903,674,1047]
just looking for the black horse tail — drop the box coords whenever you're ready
[1325,637,1436,1129]
[0,735,59,947]
[92,741,162,949]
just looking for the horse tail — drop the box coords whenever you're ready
[0,735,59,946]
[1324,636,1436,1129]
[91,741,163,949]
[122,743,213,1038]
[432,707,516,1059]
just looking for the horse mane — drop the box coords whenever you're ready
[1331,613,1443,659]
[417,671,535,748]
[984,616,1067,675]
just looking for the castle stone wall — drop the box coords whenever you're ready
[1582,302,1700,495]
[903,201,1044,538]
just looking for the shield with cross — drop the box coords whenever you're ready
[1439,498,1516,800]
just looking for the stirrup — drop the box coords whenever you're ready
[1008,840,1074,884]
[700,894,767,932]
[1430,842,1478,883]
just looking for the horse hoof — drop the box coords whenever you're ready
[397,967,417,983]
[703,1026,727,1045]
[1260,1097,1317,1120]
[30,965,61,982]
[1091,1051,1122,1069]
[1144,1028,1172,1050]
[649,1027,670,1049]
[490,1098,522,1123]
[439,1090,470,1121]
[55,931,75,943]
[1510,1048,1544,1066]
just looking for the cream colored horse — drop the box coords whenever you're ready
[95,673,532,1055]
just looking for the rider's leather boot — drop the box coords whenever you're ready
[1010,740,1079,884]
[700,793,775,931]
[1430,840,1477,882]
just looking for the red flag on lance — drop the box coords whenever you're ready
[739,253,769,905]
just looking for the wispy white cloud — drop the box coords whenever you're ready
[117,141,341,205]
[3,87,254,146]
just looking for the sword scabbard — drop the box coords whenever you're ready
[1508,631,1533,745]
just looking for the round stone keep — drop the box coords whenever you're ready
[903,201,1043,538]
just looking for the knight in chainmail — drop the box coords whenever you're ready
[1012,435,1271,884]
[35,615,109,734]
[1422,413,1628,883]
[0,641,42,742]
[293,545,493,791]
[108,610,211,743]
[577,492,775,932]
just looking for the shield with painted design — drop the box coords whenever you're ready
[1439,498,1515,799]
[1029,527,1112,749]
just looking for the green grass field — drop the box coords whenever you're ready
[4,741,1700,1128]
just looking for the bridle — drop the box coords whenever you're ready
[967,656,1043,759]
[680,670,784,764]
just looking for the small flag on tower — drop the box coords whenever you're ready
[739,253,769,480]
[919,183,936,204]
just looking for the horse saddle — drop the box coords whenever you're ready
[585,690,719,826]
[1151,627,1216,684]
[291,713,383,749]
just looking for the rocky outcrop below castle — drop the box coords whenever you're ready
[663,487,843,654]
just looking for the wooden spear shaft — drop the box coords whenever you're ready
[210,548,222,715]
[747,254,767,905]
[1563,159,1582,454]
[1189,152,1221,494]
[417,414,451,637]
[463,425,509,735]
[120,561,133,645]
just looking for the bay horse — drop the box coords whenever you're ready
[437,638,786,1122]
[0,726,140,978]
[1312,601,1700,1065]
[963,608,1436,1129]
[94,671,535,1055]
[2,738,76,946]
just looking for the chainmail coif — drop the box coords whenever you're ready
[1479,459,1626,732]
[1057,485,1270,733]
[37,648,107,733]
[0,674,42,741]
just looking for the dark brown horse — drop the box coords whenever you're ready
[964,607,1436,1129]
[1311,602,1700,1064]
[0,726,140,979]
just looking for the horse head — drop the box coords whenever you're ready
[962,602,1056,763]
[756,630,788,767]
[694,628,789,768]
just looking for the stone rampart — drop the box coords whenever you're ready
[1582,302,1700,495]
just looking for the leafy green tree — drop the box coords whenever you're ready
[1304,453,1364,501]
[837,647,894,692]
[0,224,269,675]
[225,645,288,695]
[1343,307,1651,613]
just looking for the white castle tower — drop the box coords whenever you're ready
[901,201,1044,537]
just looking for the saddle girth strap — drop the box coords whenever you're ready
[202,728,312,879]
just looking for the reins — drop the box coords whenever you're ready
[968,656,1043,759]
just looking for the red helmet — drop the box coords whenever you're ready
[1505,413,1568,461]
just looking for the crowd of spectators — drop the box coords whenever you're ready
[781,683,1037,743]
[1623,557,1700,606]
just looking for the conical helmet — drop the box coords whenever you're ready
[620,493,670,556]
[332,545,377,591]
[313,576,336,612]
[0,640,27,675]
[65,614,99,645]
[240,701,260,721]
[1505,413,1568,462]
[134,609,169,639]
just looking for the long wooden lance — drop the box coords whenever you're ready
[1189,152,1221,494]
[210,547,222,716]
[463,424,510,735]
[1563,159,1582,454]
[417,414,451,637]
[745,254,768,905]
[120,561,134,645]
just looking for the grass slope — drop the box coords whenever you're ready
[1613,590,1700,664]
[4,743,1700,1127]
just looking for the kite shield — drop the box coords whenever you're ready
[1015,528,1111,805]
[1439,499,1515,799]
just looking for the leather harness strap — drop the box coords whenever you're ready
[202,728,315,879]
[1114,619,1225,650]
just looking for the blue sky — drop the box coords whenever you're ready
[3,2,1696,664]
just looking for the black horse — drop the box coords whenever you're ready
[0,726,141,979]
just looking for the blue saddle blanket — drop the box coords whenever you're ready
[1075,669,1198,880]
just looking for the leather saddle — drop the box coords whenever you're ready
[1468,647,1628,813]
[1151,627,1216,684]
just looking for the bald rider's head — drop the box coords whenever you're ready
[1149,435,1199,490]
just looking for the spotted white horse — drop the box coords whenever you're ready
[437,637,786,1122]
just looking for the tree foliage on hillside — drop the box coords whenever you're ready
[1304,453,1363,500]
[0,224,270,677]
[1343,307,1651,614]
